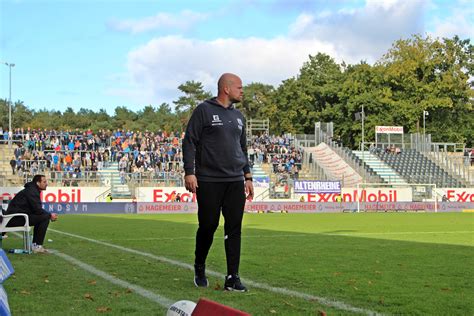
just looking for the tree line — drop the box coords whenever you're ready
[1,35,472,148]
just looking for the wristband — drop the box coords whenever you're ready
[245,177,253,182]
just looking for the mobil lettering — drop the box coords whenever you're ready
[307,189,398,202]
[41,189,82,203]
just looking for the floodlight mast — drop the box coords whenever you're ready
[4,62,15,147]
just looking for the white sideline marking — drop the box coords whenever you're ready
[50,229,382,316]
[332,231,474,236]
[51,249,174,308]
[91,231,474,242]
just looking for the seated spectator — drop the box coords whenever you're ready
[4,175,58,253]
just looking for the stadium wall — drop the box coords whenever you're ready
[37,201,473,214]
[1,186,474,203]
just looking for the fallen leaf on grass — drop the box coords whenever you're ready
[269,309,277,314]
[214,282,222,291]
[96,306,112,313]
[374,271,382,275]
[283,300,295,307]
[84,293,94,301]
[125,288,133,294]
[44,279,49,283]
[88,280,97,285]
[318,311,327,316]
[333,272,342,276]
[20,290,31,295]
[110,291,121,297]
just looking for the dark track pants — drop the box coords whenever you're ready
[195,181,246,275]
[6,212,50,245]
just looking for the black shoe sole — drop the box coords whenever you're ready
[194,278,208,288]
[224,286,247,292]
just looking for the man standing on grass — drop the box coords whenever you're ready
[183,73,254,292]
[5,174,58,253]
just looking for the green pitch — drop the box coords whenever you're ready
[4,212,473,315]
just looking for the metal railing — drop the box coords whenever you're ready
[2,170,184,187]
[425,151,472,186]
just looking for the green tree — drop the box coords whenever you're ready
[12,101,33,129]
[267,53,343,135]
[113,106,138,131]
[0,99,9,130]
[173,80,212,113]
[89,109,113,131]
[29,109,63,130]
[240,82,274,119]
[156,103,182,132]
[379,35,473,143]
[334,62,394,148]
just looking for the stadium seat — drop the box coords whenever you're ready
[0,213,32,254]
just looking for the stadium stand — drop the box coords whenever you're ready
[352,150,407,185]
[305,143,362,187]
[1,127,471,198]
[375,148,466,188]
[0,129,184,187]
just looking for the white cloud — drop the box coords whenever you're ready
[430,8,474,39]
[123,35,338,106]
[288,0,427,62]
[108,10,208,34]
[111,0,472,108]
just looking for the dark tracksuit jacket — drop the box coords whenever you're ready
[5,181,52,245]
[182,97,251,274]
[182,97,251,181]
[6,182,50,217]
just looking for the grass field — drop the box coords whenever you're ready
[3,212,474,315]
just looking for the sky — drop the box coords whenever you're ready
[0,0,473,114]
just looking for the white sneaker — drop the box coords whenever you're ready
[32,245,49,254]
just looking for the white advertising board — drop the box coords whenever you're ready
[1,186,473,203]
[375,126,404,134]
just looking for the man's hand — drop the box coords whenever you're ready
[50,213,58,221]
[245,180,254,201]
[184,175,198,193]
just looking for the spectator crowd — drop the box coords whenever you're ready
[249,134,302,180]
[2,128,303,186]
[4,128,183,186]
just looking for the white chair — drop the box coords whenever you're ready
[0,213,32,254]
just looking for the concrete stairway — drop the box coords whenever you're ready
[98,162,132,198]
[353,151,407,185]
[0,144,23,186]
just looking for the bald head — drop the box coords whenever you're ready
[216,73,243,107]
[218,73,240,92]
